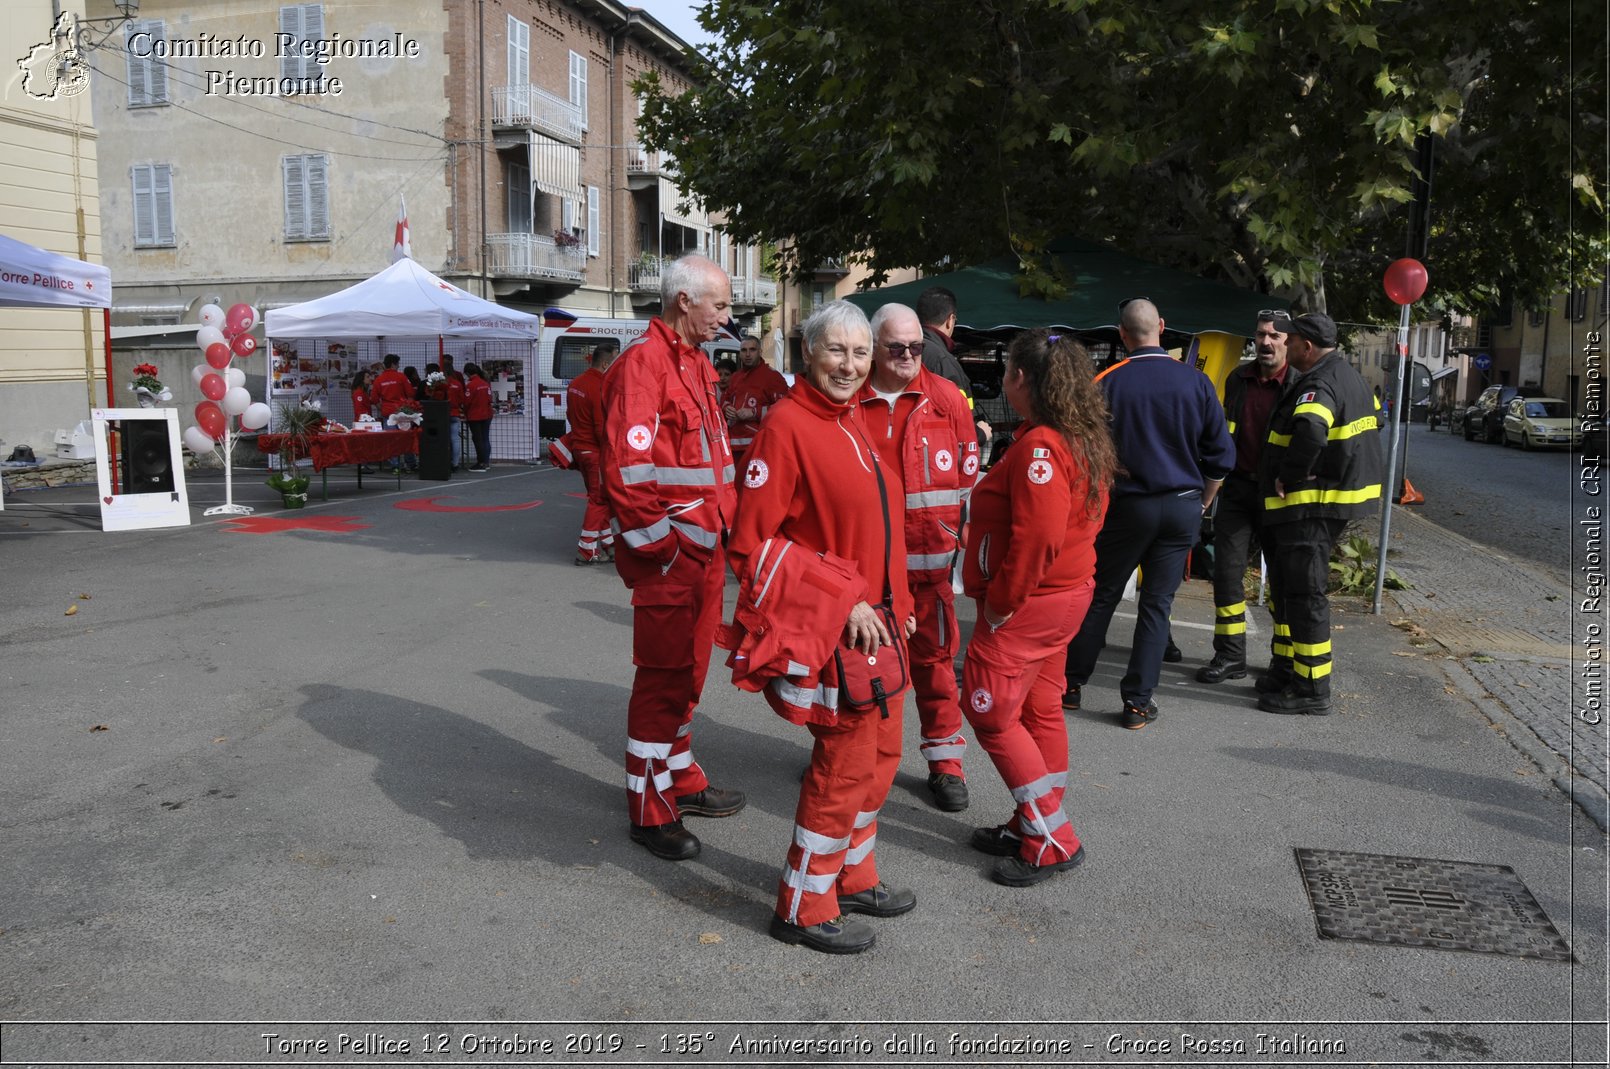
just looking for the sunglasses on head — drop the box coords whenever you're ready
[1118,296,1150,310]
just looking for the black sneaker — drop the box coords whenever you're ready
[1060,683,1082,710]
[769,913,875,954]
[1195,656,1248,684]
[1258,688,1333,716]
[969,823,1023,857]
[991,844,1086,887]
[838,882,916,917]
[1121,699,1159,730]
[926,772,969,812]
[676,786,747,818]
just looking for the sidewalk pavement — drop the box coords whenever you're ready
[0,468,1603,1064]
[1382,505,1606,829]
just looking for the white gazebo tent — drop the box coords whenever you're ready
[0,232,113,511]
[264,258,542,458]
[265,257,541,340]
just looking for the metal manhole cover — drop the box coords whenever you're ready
[1295,848,1573,962]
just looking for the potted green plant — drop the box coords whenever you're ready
[266,402,321,508]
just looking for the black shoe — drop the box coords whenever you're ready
[991,844,1086,887]
[768,913,875,954]
[676,786,747,818]
[629,821,700,860]
[1060,683,1081,710]
[927,772,969,812]
[838,882,916,918]
[1196,656,1248,684]
[1255,668,1294,694]
[1121,699,1158,730]
[1163,640,1183,663]
[969,823,1023,857]
[1258,688,1333,716]
[574,554,595,566]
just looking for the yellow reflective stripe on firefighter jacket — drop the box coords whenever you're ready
[1258,349,1384,524]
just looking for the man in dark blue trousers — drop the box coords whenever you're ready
[1062,299,1235,729]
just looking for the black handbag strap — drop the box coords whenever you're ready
[849,417,894,608]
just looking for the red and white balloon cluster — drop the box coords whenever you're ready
[183,301,271,454]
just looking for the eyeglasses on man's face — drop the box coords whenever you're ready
[881,342,923,358]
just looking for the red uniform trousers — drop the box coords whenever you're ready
[778,698,904,927]
[908,580,966,777]
[623,545,724,826]
[961,579,1093,866]
[574,452,614,560]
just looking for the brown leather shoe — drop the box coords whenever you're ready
[628,821,700,860]
[676,786,747,818]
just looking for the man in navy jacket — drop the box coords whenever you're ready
[1062,299,1235,729]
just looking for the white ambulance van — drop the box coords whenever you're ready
[536,312,740,439]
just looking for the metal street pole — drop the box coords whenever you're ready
[1373,300,1413,614]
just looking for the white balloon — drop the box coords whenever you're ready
[197,326,226,351]
[225,366,246,388]
[191,363,209,386]
[182,426,217,453]
[249,306,262,330]
[198,303,225,328]
[221,386,252,416]
[240,402,271,430]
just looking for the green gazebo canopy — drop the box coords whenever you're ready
[844,236,1284,338]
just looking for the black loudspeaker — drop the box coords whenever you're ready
[418,399,452,480]
[120,420,176,495]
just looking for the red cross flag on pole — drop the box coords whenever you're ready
[390,195,412,263]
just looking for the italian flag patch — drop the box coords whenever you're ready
[1032,447,1050,458]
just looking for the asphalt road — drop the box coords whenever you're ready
[1394,419,1579,580]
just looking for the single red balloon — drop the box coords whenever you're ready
[226,303,255,334]
[195,400,227,439]
[231,333,258,358]
[1383,258,1428,305]
[206,341,232,369]
[200,373,227,401]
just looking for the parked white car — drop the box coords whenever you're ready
[1501,396,1578,450]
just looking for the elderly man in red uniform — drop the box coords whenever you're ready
[858,303,980,812]
[566,342,619,564]
[601,254,745,861]
[722,333,790,462]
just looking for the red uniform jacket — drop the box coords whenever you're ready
[464,375,493,420]
[724,362,790,454]
[370,368,413,418]
[858,367,979,587]
[728,380,914,724]
[445,376,466,419]
[350,387,371,419]
[566,366,607,453]
[600,317,737,583]
[963,422,1108,620]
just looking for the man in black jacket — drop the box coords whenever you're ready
[1197,311,1290,684]
[1256,312,1384,715]
[917,286,993,448]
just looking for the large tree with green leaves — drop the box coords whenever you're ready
[636,0,1604,321]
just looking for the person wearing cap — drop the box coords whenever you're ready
[1061,298,1234,730]
[1197,310,1291,684]
[1255,311,1384,715]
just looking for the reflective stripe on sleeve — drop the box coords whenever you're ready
[1294,402,1335,427]
[906,489,961,509]
[1265,484,1382,511]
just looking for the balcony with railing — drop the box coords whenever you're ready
[491,84,585,145]
[625,144,677,191]
[629,256,663,298]
[731,276,778,309]
[487,233,585,283]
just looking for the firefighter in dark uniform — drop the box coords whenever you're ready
[1255,312,1384,715]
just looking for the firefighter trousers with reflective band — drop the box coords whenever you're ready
[1261,516,1346,694]
[1210,477,1263,663]
[909,581,966,777]
[575,452,614,559]
[777,699,903,927]
[624,545,724,826]
[962,580,1092,865]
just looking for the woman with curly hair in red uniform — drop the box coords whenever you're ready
[728,300,918,955]
[961,329,1116,886]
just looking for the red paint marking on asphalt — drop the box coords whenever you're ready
[565,492,589,499]
[221,515,372,534]
[394,497,544,513]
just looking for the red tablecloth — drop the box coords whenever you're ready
[256,428,419,471]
